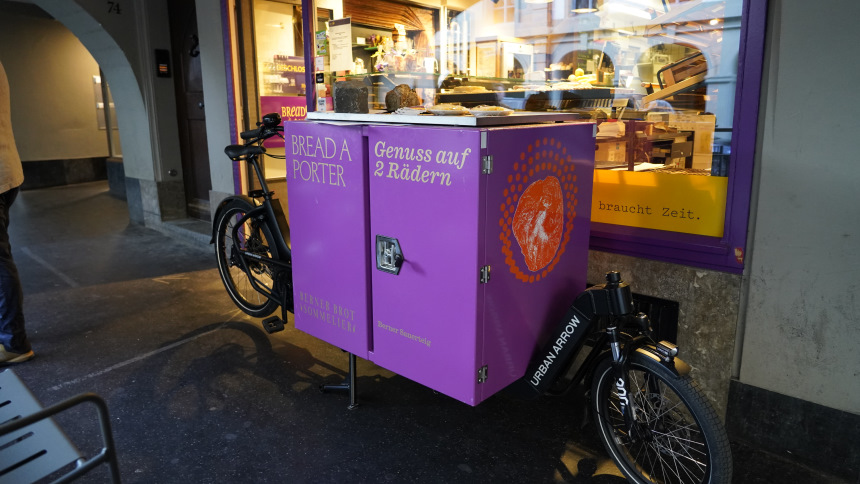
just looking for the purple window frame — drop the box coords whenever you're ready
[589,0,768,274]
[294,0,768,274]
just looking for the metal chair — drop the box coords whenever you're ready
[0,369,120,483]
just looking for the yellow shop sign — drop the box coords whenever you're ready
[591,171,728,237]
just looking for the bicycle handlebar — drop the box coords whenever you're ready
[239,113,284,144]
[224,113,286,161]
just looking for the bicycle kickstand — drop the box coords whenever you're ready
[320,352,359,410]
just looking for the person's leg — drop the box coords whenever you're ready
[0,187,31,358]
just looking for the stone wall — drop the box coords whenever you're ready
[587,250,742,418]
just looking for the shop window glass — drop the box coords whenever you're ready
[252,0,333,180]
[309,0,754,269]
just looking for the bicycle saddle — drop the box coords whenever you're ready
[224,144,265,161]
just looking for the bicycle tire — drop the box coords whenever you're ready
[591,352,732,484]
[215,198,281,318]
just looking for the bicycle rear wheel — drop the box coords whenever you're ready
[215,198,280,318]
[591,352,732,484]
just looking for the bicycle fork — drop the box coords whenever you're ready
[608,317,685,444]
[607,324,641,438]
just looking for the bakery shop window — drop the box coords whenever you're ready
[315,0,741,178]
[308,0,760,270]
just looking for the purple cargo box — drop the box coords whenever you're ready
[287,121,595,405]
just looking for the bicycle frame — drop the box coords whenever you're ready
[227,205,290,301]
[522,272,634,396]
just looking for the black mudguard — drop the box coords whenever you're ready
[210,195,253,244]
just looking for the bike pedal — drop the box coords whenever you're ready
[262,316,285,334]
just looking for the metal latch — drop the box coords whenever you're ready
[479,265,491,284]
[482,155,493,174]
[376,235,404,275]
[478,365,488,383]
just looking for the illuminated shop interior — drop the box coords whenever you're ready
[249,0,740,239]
[253,0,738,176]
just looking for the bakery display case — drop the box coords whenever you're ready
[594,114,715,173]
[342,72,635,115]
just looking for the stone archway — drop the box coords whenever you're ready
[29,0,184,224]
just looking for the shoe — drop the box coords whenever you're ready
[0,346,35,365]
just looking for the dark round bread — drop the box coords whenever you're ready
[385,84,420,112]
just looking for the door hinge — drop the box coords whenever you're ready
[479,265,491,284]
[482,155,493,174]
[478,365,488,383]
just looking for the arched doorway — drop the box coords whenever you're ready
[30,0,187,224]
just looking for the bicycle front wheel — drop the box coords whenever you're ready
[215,198,280,318]
[591,352,732,484]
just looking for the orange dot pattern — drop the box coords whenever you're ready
[499,137,578,284]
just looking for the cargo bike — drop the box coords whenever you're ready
[212,112,732,484]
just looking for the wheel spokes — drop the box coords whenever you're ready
[222,213,275,305]
[607,369,709,484]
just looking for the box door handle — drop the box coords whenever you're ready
[376,235,404,275]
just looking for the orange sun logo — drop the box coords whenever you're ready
[499,137,578,284]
